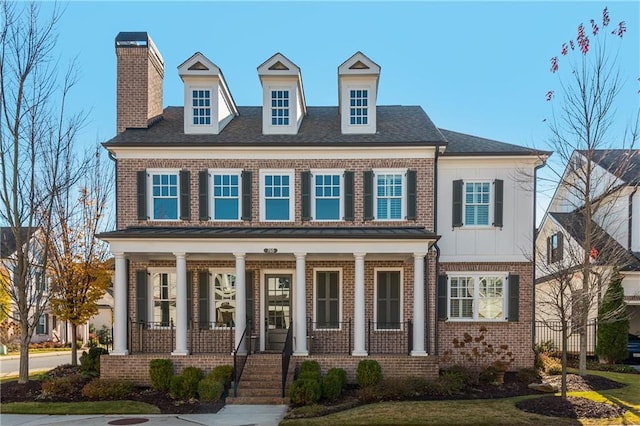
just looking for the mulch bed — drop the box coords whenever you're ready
[516,396,625,419]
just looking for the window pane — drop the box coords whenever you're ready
[266,199,289,220]
[154,198,178,220]
[214,273,236,327]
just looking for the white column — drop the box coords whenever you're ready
[352,253,367,356]
[411,253,427,356]
[294,253,308,355]
[234,253,247,354]
[111,253,128,355]
[172,253,188,356]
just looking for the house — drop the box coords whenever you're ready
[535,149,640,353]
[98,32,547,393]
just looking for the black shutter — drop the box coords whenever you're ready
[136,270,147,323]
[45,315,49,334]
[199,171,209,221]
[508,274,519,322]
[180,170,190,220]
[187,271,193,328]
[198,271,209,329]
[452,180,463,227]
[547,236,552,263]
[137,171,147,220]
[301,171,311,221]
[363,171,374,220]
[344,171,354,221]
[241,171,252,221]
[437,275,448,320]
[557,233,564,261]
[246,270,255,330]
[493,179,503,228]
[406,170,417,220]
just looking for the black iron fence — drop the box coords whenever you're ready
[535,320,598,355]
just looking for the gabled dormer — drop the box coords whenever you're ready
[338,52,380,135]
[257,53,307,135]
[178,52,238,135]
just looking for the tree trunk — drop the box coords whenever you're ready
[18,327,30,384]
[579,325,587,376]
[71,325,78,366]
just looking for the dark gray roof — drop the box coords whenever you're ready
[585,149,640,185]
[104,106,448,147]
[98,226,438,240]
[439,129,549,156]
[550,212,640,271]
[0,227,29,258]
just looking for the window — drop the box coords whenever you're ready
[212,272,236,328]
[464,182,491,226]
[192,90,211,125]
[152,272,176,326]
[448,274,507,321]
[375,270,401,330]
[375,171,405,220]
[548,232,563,263]
[271,90,289,126]
[315,270,341,329]
[211,171,241,220]
[313,172,342,221]
[148,171,180,220]
[36,314,47,335]
[261,170,294,221]
[349,89,368,125]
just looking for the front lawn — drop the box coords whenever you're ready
[0,400,160,415]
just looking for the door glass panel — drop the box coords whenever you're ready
[266,274,291,330]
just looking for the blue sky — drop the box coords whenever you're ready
[42,1,639,215]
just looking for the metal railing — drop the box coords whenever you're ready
[281,326,293,398]
[307,319,352,354]
[535,320,598,355]
[367,320,413,355]
[233,322,251,397]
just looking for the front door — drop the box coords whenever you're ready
[265,274,292,351]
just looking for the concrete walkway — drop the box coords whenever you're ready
[0,405,289,426]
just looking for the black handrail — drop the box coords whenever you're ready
[281,326,293,398]
[233,322,250,397]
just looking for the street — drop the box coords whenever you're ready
[0,351,81,378]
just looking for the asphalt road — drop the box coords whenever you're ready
[0,351,81,378]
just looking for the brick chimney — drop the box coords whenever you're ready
[115,32,164,134]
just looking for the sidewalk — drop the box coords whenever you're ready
[0,405,289,426]
[0,350,78,379]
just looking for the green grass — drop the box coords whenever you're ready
[0,401,161,415]
[281,369,640,426]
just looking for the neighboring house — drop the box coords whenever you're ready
[536,150,640,353]
[98,32,547,388]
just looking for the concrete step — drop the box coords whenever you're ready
[226,395,290,405]
[241,373,294,382]
[236,387,288,397]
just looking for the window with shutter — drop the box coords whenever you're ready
[446,273,509,321]
[375,269,402,330]
[314,270,341,329]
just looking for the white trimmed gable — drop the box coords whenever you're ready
[338,52,380,135]
[178,52,238,135]
[257,53,307,135]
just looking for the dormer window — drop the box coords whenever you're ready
[271,90,290,126]
[192,90,212,125]
[349,89,368,125]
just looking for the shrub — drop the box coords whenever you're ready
[181,366,203,399]
[443,365,479,387]
[372,377,414,400]
[298,360,321,376]
[321,373,343,401]
[534,340,556,356]
[41,375,85,398]
[539,354,562,375]
[149,359,174,392]
[596,269,629,364]
[356,359,382,387]
[81,378,133,399]
[206,365,234,386]
[516,368,541,384]
[170,375,189,400]
[356,385,381,403]
[289,378,321,406]
[438,370,465,393]
[297,370,321,381]
[79,346,108,376]
[326,368,347,388]
[197,379,224,402]
[479,365,499,384]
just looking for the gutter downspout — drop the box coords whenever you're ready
[532,158,548,356]
[629,187,637,251]
[432,144,440,356]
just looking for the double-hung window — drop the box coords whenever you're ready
[36,314,48,335]
[375,269,402,330]
[375,170,405,220]
[261,170,294,221]
[211,170,241,221]
[151,271,177,327]
[192,89,211,125]
[212,271,236,328]
[314,270,341,329]
[548,232,563,263]
[148,169,180,220]
[313,171,342,221]
[464,182,491,226]
[349,89,368,125]
[271,90,290,126]
[448,274,507,321]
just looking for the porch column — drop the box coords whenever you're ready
[352,252,367,356]
[411,253,427,356]
[294,253,308,355]
[234,253,247,354]
[171,252,188,356]
[111,253,128,355]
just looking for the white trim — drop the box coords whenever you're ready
[461,180,493,228]
[312,268,343,331]
[146,169,181,221]
[208,169,243,222]
[184,85,216,134]
[372,168,407,221]
[259,169,295,222]
[310,169,344,222]
[208,268,236,329]
[446,272,509,322]
[373,267,403,331]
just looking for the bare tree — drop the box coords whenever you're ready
[0,1,83,383]
[540,6,638,377]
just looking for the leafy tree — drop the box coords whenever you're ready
[596,269,629,364]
